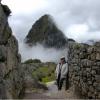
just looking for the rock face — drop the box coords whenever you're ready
[68,42,100,99]
[0,3,24,99]
[25,15,68,49]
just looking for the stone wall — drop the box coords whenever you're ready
[0,2,24,99]
[68,42,100,99]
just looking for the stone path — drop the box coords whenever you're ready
[23,81,79,99]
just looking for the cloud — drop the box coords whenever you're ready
[2,0,48,14]
[19,43,68,63]
[66,24,89,42]
[2,0,100,62]
[2,0,100,42]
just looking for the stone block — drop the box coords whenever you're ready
[95,75,100,83]
[0,45,7,62]
[94,42,100,47]
[88,92,93,98]
[96,62,100,66]
[0,5,7,34]
[95,86,100,92]
[81,59,87,66]
[7,36,18,54]
[0,19,11,44]
[82,87,87,94]
[82,77,87,83]
[75,76,80,81]
[90,53,96,60]
[87,77,92,81]
[0,82,7,99]
[91,70,96,75]
[80,52,84,59]
[89,86,94,93]
[87,60,94,67]
[88,46,97,53]
[92,66,99,70]
[86,68,91,72]
[98,93,100,99]
[96,69,100,75]
[87,72,92,78]
[92,76,95,81]
[93,82,99,87]
[96,53,100,60]
[96,47,100,52]
[0,63,7,77]
[81,59,93,67]
[88,81,93,85]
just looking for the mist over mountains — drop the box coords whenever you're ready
[3,0,100,43]
[20,15,68,62]
[25,14,68,49]
[20,42,68,63]
[2,0,100,62]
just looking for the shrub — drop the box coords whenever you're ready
[32,62,56,83]
[24,59,41,64]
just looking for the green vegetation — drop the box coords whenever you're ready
[24,59,41,64]
[32,62,56,83]
[74,43,83,49]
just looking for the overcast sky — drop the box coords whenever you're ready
[2,0,100,42]
[2,0,100,62]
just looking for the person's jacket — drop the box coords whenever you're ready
[55,62,68,79]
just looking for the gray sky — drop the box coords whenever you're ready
[2,0,100,42]
[1,0,100,62]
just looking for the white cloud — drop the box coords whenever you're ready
[66,24,89,42]
[2,0,48,14]
[2,0,100,62]
[19,43,68,63]
[2,0,100,42]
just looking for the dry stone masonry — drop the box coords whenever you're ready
[0,2,24,99]
[68,42,100,99]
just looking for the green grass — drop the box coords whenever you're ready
[42,72,55,83]
[32,62,56,83]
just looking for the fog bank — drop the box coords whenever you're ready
[19,42,68,63]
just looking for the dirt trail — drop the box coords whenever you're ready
[23,81,79,99]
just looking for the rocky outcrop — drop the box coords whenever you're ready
[0,3,24,99]
[68,42,100,99]
[25,14,68,49]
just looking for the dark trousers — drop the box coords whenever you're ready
[57,73,69,90]
[56,73,65,90]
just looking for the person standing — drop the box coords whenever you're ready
[55,57,68,90]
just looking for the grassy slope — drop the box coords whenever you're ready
[32,62,56,83]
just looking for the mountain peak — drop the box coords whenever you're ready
[40,14,51,19]
[38,14,53,21]
[25,14,68,49]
